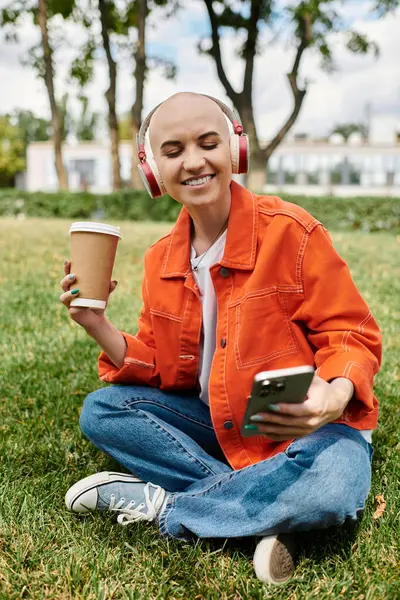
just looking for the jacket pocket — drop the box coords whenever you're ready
[230,290,297,369]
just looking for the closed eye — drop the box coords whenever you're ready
[166,144,218,159]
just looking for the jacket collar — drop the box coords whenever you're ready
[161,180,258,278]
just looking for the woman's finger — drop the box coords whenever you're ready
[59,288,79,306]
[60,273,76,292]
[109,280,118,293]
[64,259,71,276]
[250,412,313,427]
[259,398,318,418]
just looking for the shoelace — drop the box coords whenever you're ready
[107,483,165,526]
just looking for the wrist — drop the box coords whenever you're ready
[330,377,354,408]
[85,314,109,338]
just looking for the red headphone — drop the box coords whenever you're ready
[136,94,250,198]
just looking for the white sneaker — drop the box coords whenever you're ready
[65,471,166,526]
[253,534,296,584]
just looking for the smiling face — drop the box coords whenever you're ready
[149,93,232,209]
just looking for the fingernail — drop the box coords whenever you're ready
[64,259,68,265]
[71,288,79,295]
[245,424,259,431]
[268,404,281,412]
[250,415,264,422]
[68,274,75,280]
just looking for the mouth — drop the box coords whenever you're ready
[181,174,216,188]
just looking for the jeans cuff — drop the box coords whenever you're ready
[158,493,175,536]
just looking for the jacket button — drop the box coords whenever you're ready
[219,267,230,278]
[224,421,233,430]
[220,338,227,348]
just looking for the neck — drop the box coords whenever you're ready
[190,188,231,256]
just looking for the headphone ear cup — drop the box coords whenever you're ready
[137,156,166,198]
[148,155,166,196]
[230,133,250,174]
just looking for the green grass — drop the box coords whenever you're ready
[0,218,399,600]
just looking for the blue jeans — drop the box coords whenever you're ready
[79,385,373,541]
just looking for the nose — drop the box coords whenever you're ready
[183,147,206,172]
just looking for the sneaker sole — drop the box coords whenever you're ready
[253,534,295,584]
[65,471,142,512]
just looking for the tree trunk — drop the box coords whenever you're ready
[99,0,122,190]
[37,0,68,190]
[131,0,147,189]
[237,91,266,191]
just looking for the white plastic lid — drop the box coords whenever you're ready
[69,221,121,239]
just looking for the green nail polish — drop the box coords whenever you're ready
[69,273,75,279]
[268,404,281,412]
[245,424,259,431]
[71,288,79,295]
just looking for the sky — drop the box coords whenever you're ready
[0,0,399,144]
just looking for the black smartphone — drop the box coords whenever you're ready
[241,365,315,437]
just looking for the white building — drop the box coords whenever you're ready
[26,141,133,193]
[26,137,400,197]
[264,136,400,197]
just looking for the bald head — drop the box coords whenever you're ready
[149,92,231,156]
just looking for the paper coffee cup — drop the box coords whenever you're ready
[69,221,121,310]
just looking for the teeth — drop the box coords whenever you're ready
[184,175,213,186]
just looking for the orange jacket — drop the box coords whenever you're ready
[99,181,382,470]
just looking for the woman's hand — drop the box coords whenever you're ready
[59,260,117,333]
[248,375,354,442]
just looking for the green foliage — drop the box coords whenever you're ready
[8,110,51,151]
[0,188,399,233]
[74,96,98,141]
[373,0,400,16]
[118,113,132,140]
[282,193,400,233]
[331,123,368,142]
[69,39,96,88]
[0,117,25,186]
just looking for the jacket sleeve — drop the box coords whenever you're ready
[98,255,161,386]
[300,224,382,412]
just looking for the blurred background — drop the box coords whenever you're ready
[0,0,399,197]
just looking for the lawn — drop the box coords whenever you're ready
[0,217,399,600]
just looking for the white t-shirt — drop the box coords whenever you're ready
[190,230,227,405]
[190,231,372,443]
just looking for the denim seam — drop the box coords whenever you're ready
[121,399,214,430]
[130,408,219,478]
[158,494,176,536]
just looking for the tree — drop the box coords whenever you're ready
[37,0,68,188]
[70,0,123,189]
[200,0,382,187]
[9,110,51,154]
[118,113,132,141]
[98,0,122,188]
[0,116,25,187]
[124,0,178,188]
[75,96,98,141]
[331,123,369,143]
[129,0,147,189]
[0,0,76,189]
[375,0,399,14]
